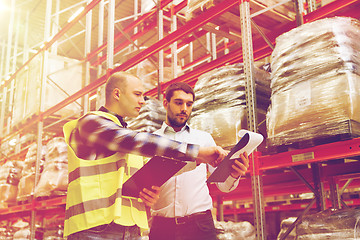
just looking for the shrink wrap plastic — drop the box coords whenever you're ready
[12,54,82,130]
[42,225,65,240]
[190,63,270,147]
[127,98,166,133]
[35,137,68,197]
[215,221,256,240]
[185,0,213,21]
[296,208,360,239]
[0,161,23,207]
[277,217,297,240]
[267,17,360,146]
[17,144,46,202]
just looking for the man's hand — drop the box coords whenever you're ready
[139,186,160,207]
[230,152,249,179]
[197,146,229,167]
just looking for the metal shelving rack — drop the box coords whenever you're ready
[0,0,360,239]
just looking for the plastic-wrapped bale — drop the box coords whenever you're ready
[267,17,360,147]
[43,225,65,240]
[296,208,360,239]
[185,0,214,21]
[127,98,166,133]
[190,63,271,148]
[277,217,297,240]
[215,221,256,240]
[0,161,23,208]
[17,143,46,202]
[35,137,68,198]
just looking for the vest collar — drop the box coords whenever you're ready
[99,106,128,128]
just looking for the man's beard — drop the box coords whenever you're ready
[168,115,187,128]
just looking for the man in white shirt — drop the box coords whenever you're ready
[149,82,249,240]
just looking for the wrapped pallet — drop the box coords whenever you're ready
[34,137,68,198]
[267,17,360,146]
[277,217,296,240]
[215,220,256,240]
[185,0,214,21]
[190,63,271,148]
[296,208,360,239]
[17,144,46,202]
[0,161,23,208]
[127,98,166,133]
[12,54,82,130]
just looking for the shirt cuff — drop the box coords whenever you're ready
[178,142,199,161]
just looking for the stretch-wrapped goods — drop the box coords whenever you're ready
[0,161,23,207]
[127,98,166,133]
[35,137,68,197]
[215,220,256,240]
[190,63,270,147]
[267,17,360,146]
[17,144,46,202]
[296,208,360,239]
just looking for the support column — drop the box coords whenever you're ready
[157,0,164,99]
[217,195,224,222]
[107,0,115,69]
[83,0,92,113]
[239,1,266,239]
[311,163,326,211]
[171,4,178,79]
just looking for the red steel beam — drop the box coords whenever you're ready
[259,138,360,170]
[145,0,360,97]
[84,0,174,62]
[8,0,360,137]
[0,0,101,89]
[112,0,239,72]
[91,22,157,66]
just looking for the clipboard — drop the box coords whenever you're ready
[207,130,264,183]
[122,156,187,198]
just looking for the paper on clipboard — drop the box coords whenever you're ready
[122,156,186,198]
[206,130,264,183]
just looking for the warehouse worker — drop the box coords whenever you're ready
[149,82,249,240]
[63,71,228,240]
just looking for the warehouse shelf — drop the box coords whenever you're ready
[1,0,360,239]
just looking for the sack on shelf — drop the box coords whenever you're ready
[35,137,68,198]
[277,217,297,240]
[267,17,360,146]
[0,161,23,208]
[17,143,46,202]
[215,220,256,240]
[185,0,214,21]
[12,54,82,131]
[190,63,270,148]
[127,98,166,133]
[296,208,360,239]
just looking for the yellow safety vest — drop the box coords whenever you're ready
[63,111,148,237]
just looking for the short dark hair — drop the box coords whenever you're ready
[165,82,195,102]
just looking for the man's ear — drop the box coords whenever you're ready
[113,88,121,100]
[163,99,169,108]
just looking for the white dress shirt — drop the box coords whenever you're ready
[151,122,240,218]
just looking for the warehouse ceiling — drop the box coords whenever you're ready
[1,0,359,85]
[0,0,302,81]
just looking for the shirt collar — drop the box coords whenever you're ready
[159,122,191,134]
[99,106,128,128]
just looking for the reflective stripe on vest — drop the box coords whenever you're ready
[63,111,148,237]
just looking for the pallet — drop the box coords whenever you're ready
[264,120,360,155]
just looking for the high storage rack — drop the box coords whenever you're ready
[0,0,360,239]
